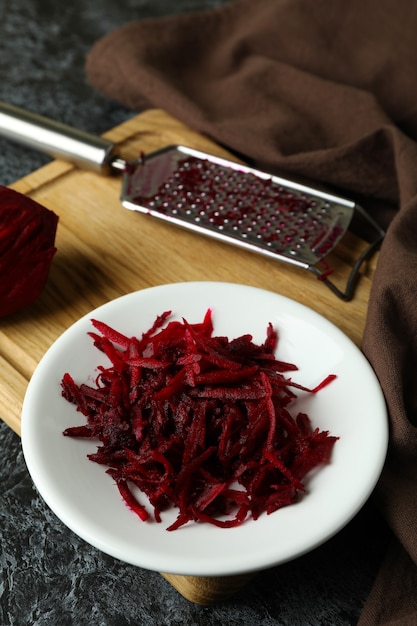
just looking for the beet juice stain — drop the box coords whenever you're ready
[132,156,332,255]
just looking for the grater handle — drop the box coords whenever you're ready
[0,101,124,175]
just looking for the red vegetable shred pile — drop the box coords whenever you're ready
[62,310,337,530]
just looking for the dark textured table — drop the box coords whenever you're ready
[0,2,389,624]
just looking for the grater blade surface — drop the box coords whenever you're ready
[121,145,355,270]
[121,145,384,300]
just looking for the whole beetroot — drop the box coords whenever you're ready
[0,185,58,317]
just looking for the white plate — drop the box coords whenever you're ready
[21,282,388,576]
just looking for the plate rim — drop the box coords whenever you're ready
[21,281,388,575]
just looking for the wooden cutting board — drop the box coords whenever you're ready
[0,108,377,603]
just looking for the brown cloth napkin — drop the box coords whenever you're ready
[86,0,417,622]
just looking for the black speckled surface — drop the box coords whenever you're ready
[0,2,390,624]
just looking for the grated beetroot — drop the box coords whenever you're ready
[62,310,337,530]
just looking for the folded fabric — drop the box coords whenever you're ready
[86,0,417,622]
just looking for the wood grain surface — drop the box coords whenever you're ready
[0,108,376,435]
[0,109,377,603]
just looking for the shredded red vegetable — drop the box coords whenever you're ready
[62,309,337,530]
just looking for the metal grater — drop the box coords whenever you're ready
[122,146,385,300]
[0,103,385,300]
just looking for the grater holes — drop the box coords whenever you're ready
[136,155,345,256]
